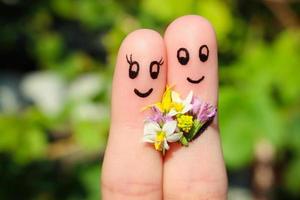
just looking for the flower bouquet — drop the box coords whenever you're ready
[143,86,217,155]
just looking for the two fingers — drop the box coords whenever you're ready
[102,15,227,199]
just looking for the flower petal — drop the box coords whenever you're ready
[164,139,169,150]
[171,91,181,103]
[142,134,155,143]
[167,109,178,117]
[162,120,177,136]
[191,98,201,114]
[144,121,160,135]
[182,104,193,114]
[184,91,193,104]
[167,132,183,142]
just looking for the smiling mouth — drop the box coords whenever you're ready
[134,88,153,98]
[187,76,205,84]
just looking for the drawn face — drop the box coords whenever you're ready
[176,45,209,84]
[126,54,164,98]
[165,17,218,100]
[112,29,167,115]
[111,29,167,123]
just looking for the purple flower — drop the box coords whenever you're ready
[191,97,217,123]
[147,106,173,124]
[197,102,217,123]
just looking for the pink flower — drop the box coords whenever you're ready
[192,97,217,123]
[191,97,202,114]
[148,107,173,124]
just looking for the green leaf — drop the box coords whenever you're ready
[73,120,109,153]
[80,164,101,200]
[284,158,300,195]
[140,0,194,23]
[34,32,64,65]
[15,128,47,164]
[219,87,257,169]
[179,135,189,147]
[195,0,233,47]
[186,120,202,141]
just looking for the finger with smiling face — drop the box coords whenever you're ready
[101,29,166,199]
[163,15,228,199]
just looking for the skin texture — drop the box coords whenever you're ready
[101,29,166,199]
[163,15,228,199]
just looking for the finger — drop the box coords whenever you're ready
[101,29,167,199]
[163,15,227,199]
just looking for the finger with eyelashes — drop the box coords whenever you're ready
[101,29,166,200]
[163,15,228,199]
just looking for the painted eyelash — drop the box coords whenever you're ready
[126,55,164,66]
[126,54,134,64]
[157,57,164,65]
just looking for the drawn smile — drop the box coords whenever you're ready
[134,88,153,98]
[187,76,205,84]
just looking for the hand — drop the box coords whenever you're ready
[101,15,228,200]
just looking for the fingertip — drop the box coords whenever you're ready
[164,15,218,106]
[112,29,167,125]
[164,15,217,46]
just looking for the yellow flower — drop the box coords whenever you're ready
[168,90,193,116]
[173,102,184,112]
[155,85,173,113]
[154,131,166,151]
[177,114,193,133]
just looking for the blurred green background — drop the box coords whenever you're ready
[0,0,299,199]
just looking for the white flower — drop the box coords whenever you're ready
[21,72,66,116]
[68,73,103,102]
[71,102,109,122]
[143,120,182,154]
[168,91,193,116]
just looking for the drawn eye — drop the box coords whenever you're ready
[199,45,209,62]
[177,48,189,65]
[149,58,163,79]
[126,54,139,79]
[129,62,139,79]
